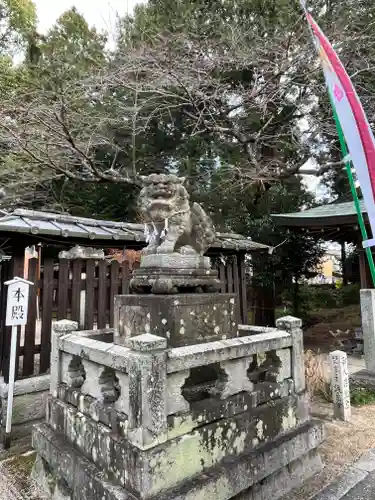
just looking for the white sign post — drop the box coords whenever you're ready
[4,277,33,449]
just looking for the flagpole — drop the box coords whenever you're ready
[301,0,375,286]
[329,96,375,285]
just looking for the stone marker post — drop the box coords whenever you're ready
[360,289,375,372]
[330,350,351,421]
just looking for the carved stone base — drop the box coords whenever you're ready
[131,253,221,294]
[140,253,212,269]
[114,293,238,347]
[131,268,220,294]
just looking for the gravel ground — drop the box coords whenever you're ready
[282,399,375,500]
[0,467,22,500]
[0,451,47,500]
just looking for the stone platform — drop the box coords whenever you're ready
[31,315,324,500]
[114,293,238,347]
[33,419,324,500]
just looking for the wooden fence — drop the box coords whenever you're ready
[0,253,248,382]
[1,258,133,382]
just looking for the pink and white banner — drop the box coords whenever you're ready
[304,10,375,246]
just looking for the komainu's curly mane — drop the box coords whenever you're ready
[139,174,215,255]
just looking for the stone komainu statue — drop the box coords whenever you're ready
[139,174,216,255]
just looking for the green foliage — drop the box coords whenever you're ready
[113,0,318,187]
[340,284,361,306]
[49,178,139,221]
[309,377,375,407]
[34,7,106,85]
[0,54,27,97]
[0,0,37,55]
[0,3,325,311]
[113,0,325,287]
[3,0,375,207]
[0,6,109,208]
[283,286,334,320]
[282,284,360,322]
[237,179,325,313]
[350,388,375,406]
[0,0,36,95]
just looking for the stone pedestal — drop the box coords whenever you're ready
[31,175,324,498]
[32,314,324,500]
[131,253,221,294]
[114,293,238,347]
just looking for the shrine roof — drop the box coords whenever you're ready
[272,200,362,228]
[0,209,270,253]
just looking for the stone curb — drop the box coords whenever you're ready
[311,449,375,499]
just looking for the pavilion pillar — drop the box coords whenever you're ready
[358,247,373,289]
[351,253,375,389]
[351,289,375,390]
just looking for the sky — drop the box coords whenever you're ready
[35,0,142,35]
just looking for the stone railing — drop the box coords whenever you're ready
[50,321,131,417]
[50,316,306,448]
[166,329,293,412]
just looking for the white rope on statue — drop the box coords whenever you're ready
[144,217,172,243]
[160,218,169,240]
[144,224,151,243]
[143,222,159,243]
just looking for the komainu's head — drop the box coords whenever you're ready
[139,174,188,203]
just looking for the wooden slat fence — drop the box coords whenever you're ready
[2,258,134,382]
[0,252,248,382]
[212,254,248,325]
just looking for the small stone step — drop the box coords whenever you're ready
[341,472,375,499]
[312,449,375,500]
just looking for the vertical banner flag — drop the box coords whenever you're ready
[302,4,375,250]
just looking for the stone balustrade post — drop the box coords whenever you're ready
[126,333,167,447]
[360,289,375,372]
[276,316,305,393]
[50,320,78,398]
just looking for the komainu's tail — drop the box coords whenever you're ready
[191,202,216,255]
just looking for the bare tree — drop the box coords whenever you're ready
[1,7,374,204]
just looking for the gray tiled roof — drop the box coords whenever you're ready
[272,200,362,226]
[0,209,269,252]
